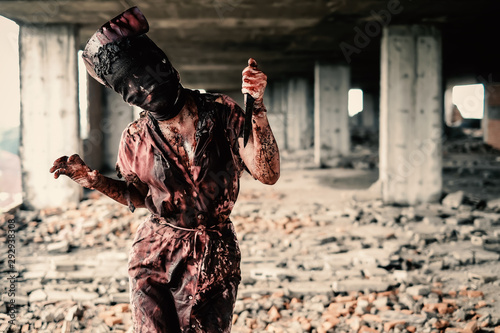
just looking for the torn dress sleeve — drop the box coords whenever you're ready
[116,122,148,212]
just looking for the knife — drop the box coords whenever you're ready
[243,60,258,147]
[243,93,255,147]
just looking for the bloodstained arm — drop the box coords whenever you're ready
[50,154,147,210]
[238,58,280,185]
[91,172,148,211]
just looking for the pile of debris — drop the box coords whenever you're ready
[0,187,499,332]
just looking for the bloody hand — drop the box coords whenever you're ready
[241,58,267,102]
[50,154,100,189]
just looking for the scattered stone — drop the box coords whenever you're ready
[423,216,443,225]
[487,198,500,210]
[110,293,130,304]
[373,296,388,309]
[45,291,72,302]
[442,191,465,209]
[332,279,390,293]
[70,290,99,302]
[4,173,500,333]
[46,240,70,254]
[105,316,123,327]
[355,299,370,315]
[474,218,492,229]
[268,306,281,321]
[463,320,479,333]
[53,260,77,272]
[359,325,378,333]
[384,320,406,332]
[406,285,431,297]
[28,289,47,303]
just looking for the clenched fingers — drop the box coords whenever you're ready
[50,156,69,173]
[68,154,84,164]
[242,58,267,100]
[248,58,258,68]
[53,168,69,179]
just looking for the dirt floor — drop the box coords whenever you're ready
[1,164,500,332]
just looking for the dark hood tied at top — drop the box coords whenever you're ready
[82,6,185,121]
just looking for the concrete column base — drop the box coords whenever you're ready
[102,88,136,171]
[314,63,350,166]
[483,84,500,150]
[379,25,443,205]
[20,24,81,209]
[286,78,313,151]
[266,81,288,151]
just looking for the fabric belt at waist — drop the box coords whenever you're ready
[151,214,230,258]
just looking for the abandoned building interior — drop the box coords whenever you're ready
[0,0,500,332]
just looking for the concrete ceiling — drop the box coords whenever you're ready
[1,0,499,93]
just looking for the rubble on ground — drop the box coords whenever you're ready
[1,183,500,332]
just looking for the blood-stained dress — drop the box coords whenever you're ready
[116,89,248,333]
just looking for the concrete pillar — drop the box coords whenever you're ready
[102,88,135,171]
[314,63,350,166]
[349,109,362,128]
[483,84,500,150]
[380,25,442,205]
[362,93,376,132]
[443,87,455,127]
[266,81,288,151]
[83,75,104,171]
[84,79,142,172]
[286,78,313,151]
[101,88,136,171]
[19,24,81,209]
[220,90,244,109]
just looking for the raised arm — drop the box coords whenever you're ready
[50,154,147,210]
[239,58,280,185]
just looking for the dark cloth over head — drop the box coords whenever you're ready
[82,6,184,120]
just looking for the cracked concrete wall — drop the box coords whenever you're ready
[19,24,81,209]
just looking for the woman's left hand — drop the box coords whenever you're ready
[241,58,267,102]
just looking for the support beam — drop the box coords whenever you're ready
[380,25,442,205]
[83,74,104,171]
[20,24,81,209]
[286,78,313,151]
[483,84,500,150]
[362,93,377,133]
[314,63,350,166]
[102,89,136,171]
[266,81,288,151]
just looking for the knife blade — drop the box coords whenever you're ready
[243,93,255,147]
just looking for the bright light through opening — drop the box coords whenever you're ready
[452,84,484,119]
[0,15,20,130]
[348,89,363,117]
[0,16,22,211]
[78,50,89,139]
